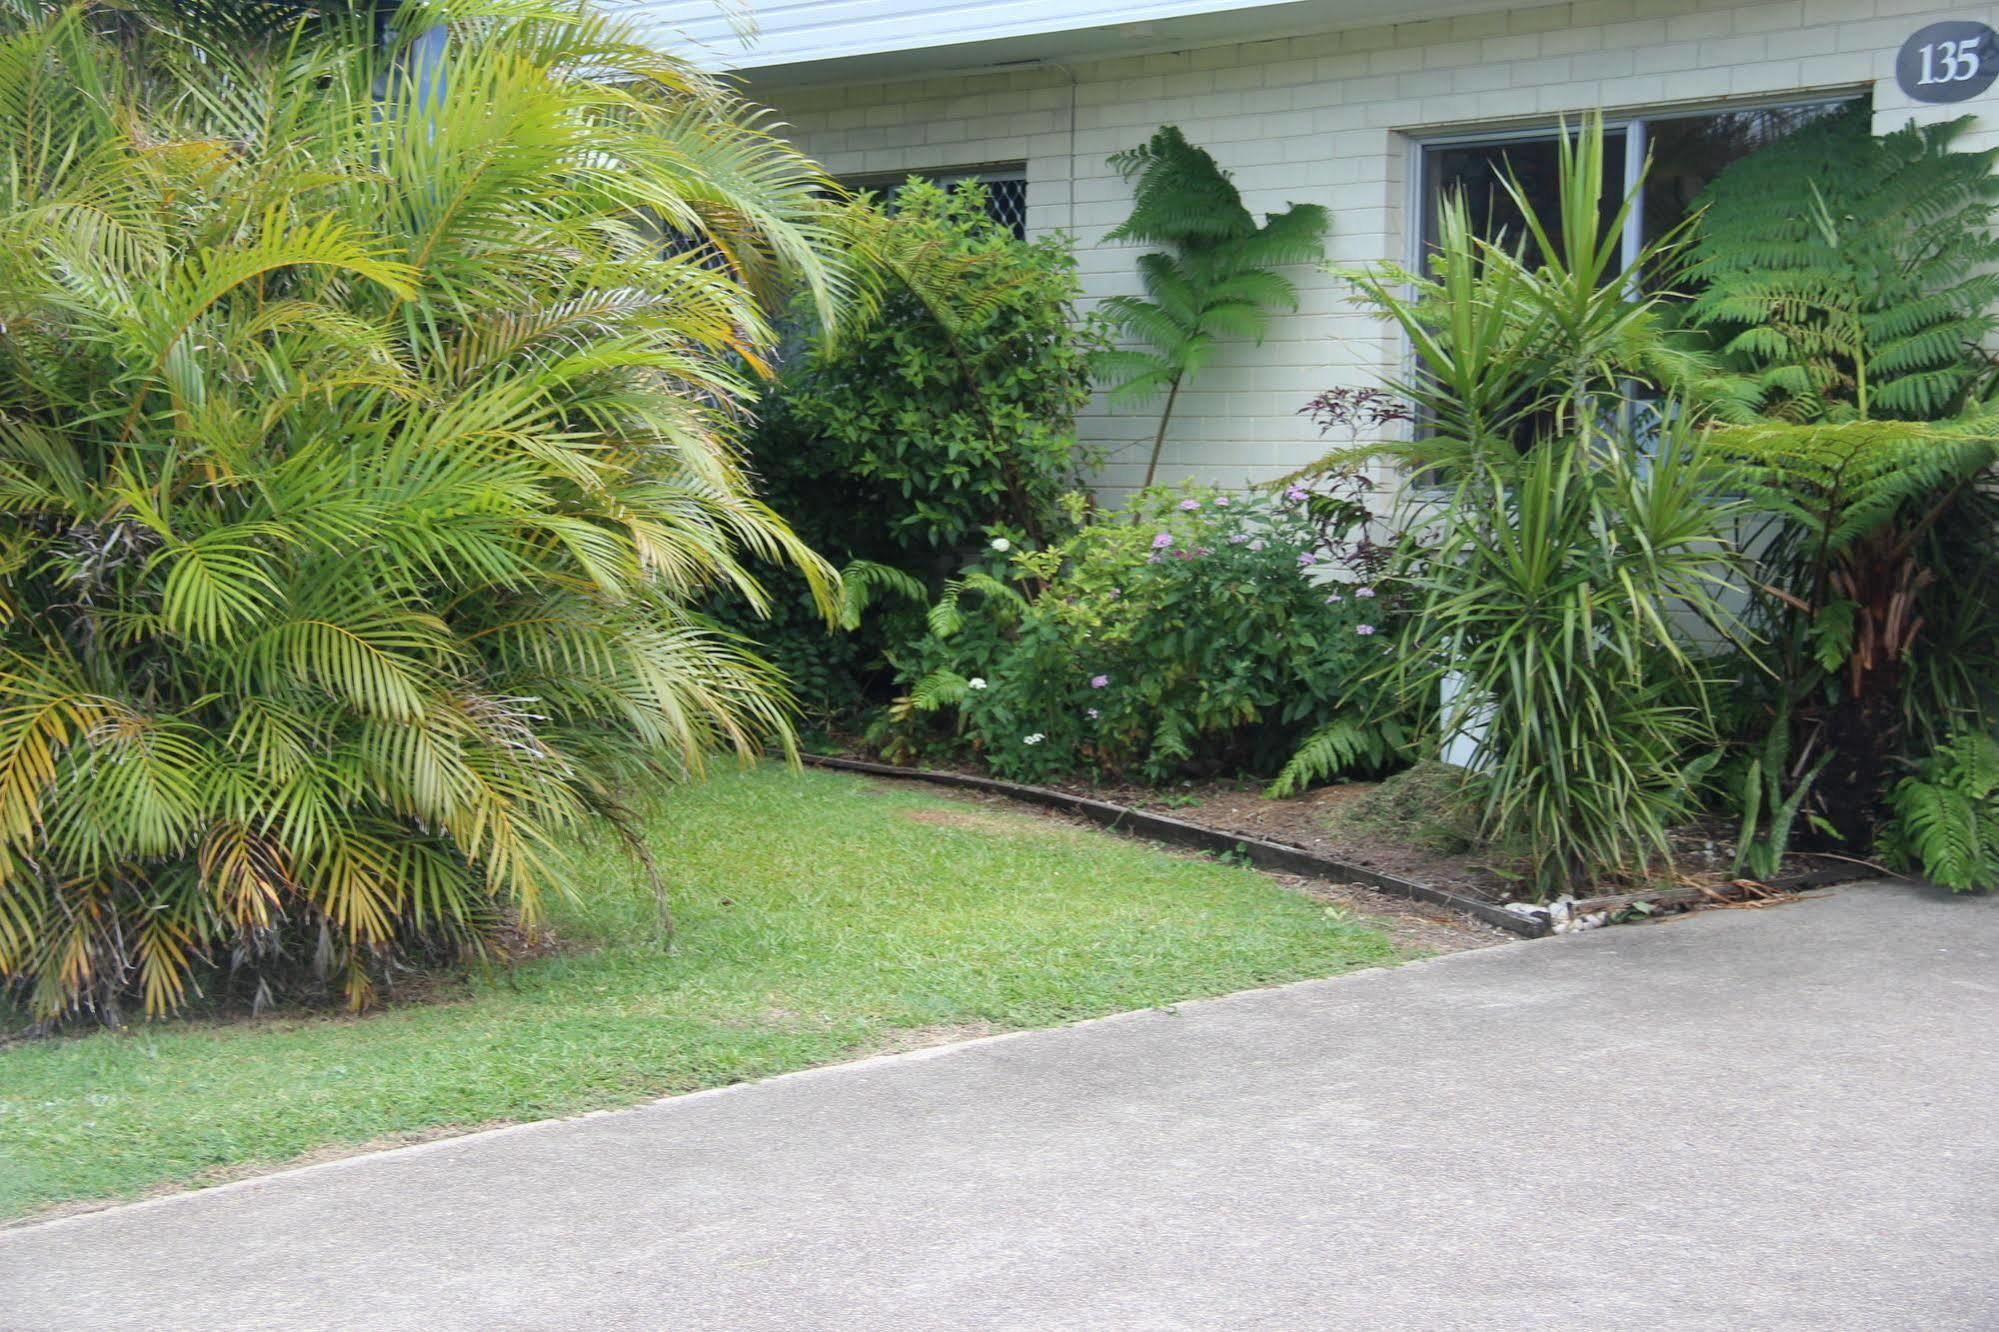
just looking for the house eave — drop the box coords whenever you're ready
[655,0,1525,92]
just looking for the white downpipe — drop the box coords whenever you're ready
[375,19,448,122]
[1439,669,1491,771]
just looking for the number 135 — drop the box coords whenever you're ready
[1918,38,1984,84]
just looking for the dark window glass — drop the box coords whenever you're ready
[979,176,1028,239]
[846,168,1028,240]
[1641,101,1858,251]
[1416,99,1866,276]
[1420,131,1628,268]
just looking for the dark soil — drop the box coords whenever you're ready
[842,752,1862,910]
[1119,780,1517,902]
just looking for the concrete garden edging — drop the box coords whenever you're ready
[802,756,1883,941]
[799,754,1548,938]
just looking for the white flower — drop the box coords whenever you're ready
[967,677,987,690]
[990,537,1011,553]
[1023,732,1046,745]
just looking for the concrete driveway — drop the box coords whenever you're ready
[4,879,1995,1331]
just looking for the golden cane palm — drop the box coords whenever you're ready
[0,0,839,1019]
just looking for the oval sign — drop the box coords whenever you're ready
[1897,20,1999,103]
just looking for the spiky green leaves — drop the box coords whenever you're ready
[1330,117,1748,896]
[1335,114,1735,475]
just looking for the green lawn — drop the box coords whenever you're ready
[0,765,1407,1219]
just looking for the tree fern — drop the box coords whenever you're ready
[1098,126,1330,487]
[1693,104,1999,846]
[1712,418,1999,550]
[1687,103,1999,423]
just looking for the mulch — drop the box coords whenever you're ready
[823,748,1882,930]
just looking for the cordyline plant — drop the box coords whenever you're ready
[1326,116,1750,898]
[0,0,838,1019]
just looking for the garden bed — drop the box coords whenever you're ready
[806,755,1877,934]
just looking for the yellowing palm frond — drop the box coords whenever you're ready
[0,0,838,1019]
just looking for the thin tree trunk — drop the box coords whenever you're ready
[1142,374,1184,490]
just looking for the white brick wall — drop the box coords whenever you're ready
[751,0,1999,505]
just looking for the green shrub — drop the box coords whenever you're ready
[757,178,1099,554]
[0,3,835,1018]
[878,482,1409,786]
[1885,728,1999,892]
[725,180,1103,722]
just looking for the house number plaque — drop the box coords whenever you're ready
[1897,20,1999,102]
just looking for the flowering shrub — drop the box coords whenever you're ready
[875,482,1411,785]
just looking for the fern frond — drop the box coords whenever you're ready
[1271,716,1399,800]
[909,669,969,713]
[836,559,927,632]
[1888,730,1999,892]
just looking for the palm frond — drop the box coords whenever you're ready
[0,0,840,1018]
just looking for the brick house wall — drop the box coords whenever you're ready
[745,0,1999,505]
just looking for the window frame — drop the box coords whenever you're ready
[842,161,1030,238]
[1402,91,1867,287]
[1392,92,1867,487]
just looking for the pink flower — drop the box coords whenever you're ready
[1151,532,1173,549]
[1214,496,1231,507]
[1228,534,1248,545]
[1297,552,1316,567]
[1090,675,1109,689]
[1356,624,1377,636]
[1285,486,1308,502]
[1178,499,1200,511]
[1355,586,1377,598]
[1326,592,1344,603]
